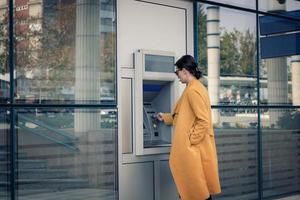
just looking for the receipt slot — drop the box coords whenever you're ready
[134,49,179,155]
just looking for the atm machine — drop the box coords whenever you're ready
[134,49,179,155]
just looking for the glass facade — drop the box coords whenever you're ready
[13,0,116,104]
[196,0,300,199]
[214,108,259,200]
[262,108,300,199]
[199,6,257,106]
[0,0,117,200]
[0,109,9,200]
[0,0,10,103]
[16,108,117,200]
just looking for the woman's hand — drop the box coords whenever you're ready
[156,112,164,121]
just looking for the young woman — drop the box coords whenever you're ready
[157,55,221,200]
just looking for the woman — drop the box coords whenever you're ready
[157,55,221,200]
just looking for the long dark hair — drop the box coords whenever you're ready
[175,55,202,79]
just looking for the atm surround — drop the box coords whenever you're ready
[134,49,179,155]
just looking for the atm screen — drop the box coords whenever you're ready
[145,54,175,73]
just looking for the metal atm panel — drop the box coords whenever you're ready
[134,49,178,155]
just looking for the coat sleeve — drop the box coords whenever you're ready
[187,88,211,145]
[162,113,173,125]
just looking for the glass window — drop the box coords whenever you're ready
[0,3,10,103]
[259,55,294,105]
[262,108,300,198]
[197,2,300,200]
[259,0,300,12]
[16,108,118,200]
[14,0,116,104]
[259,13,299,105]
[198,5,257,106]
[0,109,9,200]
[213,108,259,200]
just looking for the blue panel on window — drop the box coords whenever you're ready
[260,32,300,59]
[259,10,300,35]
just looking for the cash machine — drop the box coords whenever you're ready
[134,49,179,155]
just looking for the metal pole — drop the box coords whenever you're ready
[8,0,16,199]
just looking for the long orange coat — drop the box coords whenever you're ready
[162,78,221,200]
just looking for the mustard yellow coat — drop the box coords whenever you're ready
[162,79,221,200]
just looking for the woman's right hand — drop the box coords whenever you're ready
[157,112,164,121]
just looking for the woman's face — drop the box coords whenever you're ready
[175,68,188,84]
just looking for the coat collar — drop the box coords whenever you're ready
[173,78,199,114]
[186,78,199,90]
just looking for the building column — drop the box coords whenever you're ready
[74,0,101,181]
[207,6,220,125]
[75,0,100,133]
[291,55,300,106]
[266,0,287,127]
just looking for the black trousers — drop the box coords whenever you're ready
[206,195,212,200]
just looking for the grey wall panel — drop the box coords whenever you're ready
[119,162,154,200]
[121,78,133,154]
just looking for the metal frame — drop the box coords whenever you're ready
[8,1,16,199]
[193,0,300,200]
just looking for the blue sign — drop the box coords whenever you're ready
[259,10,300,35]
[260,32,300,59]
[259,10,300,58]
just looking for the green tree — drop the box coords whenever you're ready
[220,28,256,76]
[0,14,8,74]
[278,110,300,129]
[220,29,241,75]
[36,3,76,88]
[239,29,256,76]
